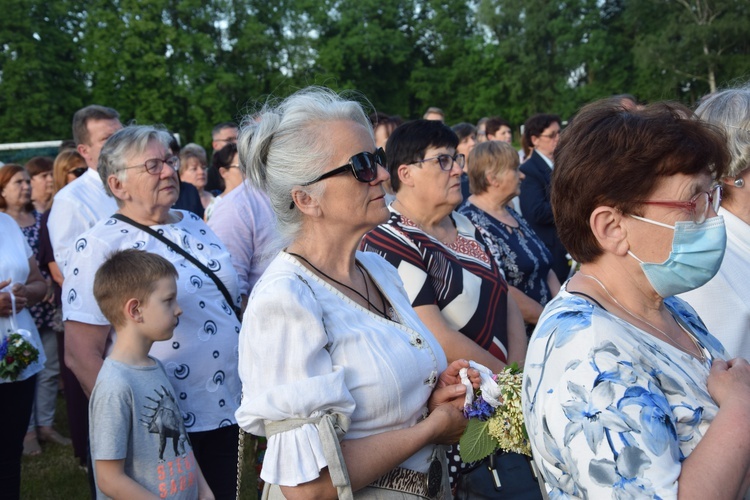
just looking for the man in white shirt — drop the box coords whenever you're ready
[48,105,122,276]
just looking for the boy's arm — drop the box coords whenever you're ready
[196,466,215,500]
[95,460,159,500]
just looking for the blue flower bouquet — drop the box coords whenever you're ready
[458,361,531,462]
[0,331,40,381]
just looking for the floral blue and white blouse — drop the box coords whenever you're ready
[522,286,728,498]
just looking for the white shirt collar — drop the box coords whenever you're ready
[537,150,554,169]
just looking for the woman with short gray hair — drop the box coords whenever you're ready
[679,85,750,361]
[62,125,242,498]
[235,87,477,499]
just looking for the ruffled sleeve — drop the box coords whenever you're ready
[235,267,356,486]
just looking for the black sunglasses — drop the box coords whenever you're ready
[302,148,386,186]
[290,148,386,209]
[71,167,87,178]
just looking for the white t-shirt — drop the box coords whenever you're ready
[63,210,241,432]
[0,213,46,384]
[47,168,118,276]
[679,207,750,361]
[235,251,448,486]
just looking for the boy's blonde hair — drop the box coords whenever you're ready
[93,249,178,329]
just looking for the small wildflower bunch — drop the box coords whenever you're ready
[0,332,40,381]
[458,361,530,462]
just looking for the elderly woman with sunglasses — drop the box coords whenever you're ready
[234,88,477,499]
[62,126,242,499]
[522,100,750,499]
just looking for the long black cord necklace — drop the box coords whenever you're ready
[287,252,391,319]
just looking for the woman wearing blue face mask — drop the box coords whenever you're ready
[522,99,750,499]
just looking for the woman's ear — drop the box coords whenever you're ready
[291,188,321,218]
[589,206,630,256]
[396,164,415,188]
[108,175,129,203]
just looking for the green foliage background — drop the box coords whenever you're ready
[1,0,749,150]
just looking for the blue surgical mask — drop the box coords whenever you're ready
[628,215,726,298]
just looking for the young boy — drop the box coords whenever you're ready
[88,249,214,499]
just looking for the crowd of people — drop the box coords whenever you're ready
[1,83,749,500]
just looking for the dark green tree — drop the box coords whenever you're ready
[0,0,87,141]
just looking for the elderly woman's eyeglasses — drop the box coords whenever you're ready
[412,153,465,171]
[638,184,722,224]
[123,156,180,175]
[301,148,386,186]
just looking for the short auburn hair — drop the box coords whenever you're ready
[467,141,520,195]
[93,249,178,329]
[552,100,729,264]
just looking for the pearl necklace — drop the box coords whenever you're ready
[579,273,706,362]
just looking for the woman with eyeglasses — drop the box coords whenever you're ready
[518,113,571,284]
[235,88,478,499]
[678,85,750,363]
[362,120,528,374]
[360,119,530,494]
[522,100,750,498]
[61,125,242,499]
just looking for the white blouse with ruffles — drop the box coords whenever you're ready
[235,251,448,486]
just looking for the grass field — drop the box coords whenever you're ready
[21,395,259,499]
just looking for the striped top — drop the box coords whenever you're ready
[361,206,509,362]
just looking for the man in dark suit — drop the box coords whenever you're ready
[519,113,571,283]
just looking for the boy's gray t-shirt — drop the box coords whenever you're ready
[89,357,200,499]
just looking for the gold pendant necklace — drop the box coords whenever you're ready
[579,273,706,362]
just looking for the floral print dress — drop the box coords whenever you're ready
[522,287,727,499]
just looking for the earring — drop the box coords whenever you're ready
[735,177,745,188]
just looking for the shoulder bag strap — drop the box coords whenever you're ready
[111,213,242,320]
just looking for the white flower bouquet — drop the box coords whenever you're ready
[458,361,531,462]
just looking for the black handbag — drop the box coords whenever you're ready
[454,451,544,500]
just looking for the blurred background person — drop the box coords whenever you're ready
[0,210,47,500]
[48,105,122,276]
[475,117,489,143]
[519,113,570,283]
[0,164,65,457]
[485,116,513,143]
[45,149,90,468]
[369,112,403,150]
[679,85,750,361]
[52,149,87,196]
[452,122,477,200]
[206,122,238,194]
[459,141,559,337]
[206,143,243,220]
[179,143,214,211]
[25,157,54,213]
[423,106,445,122]
[166,134,204,219]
